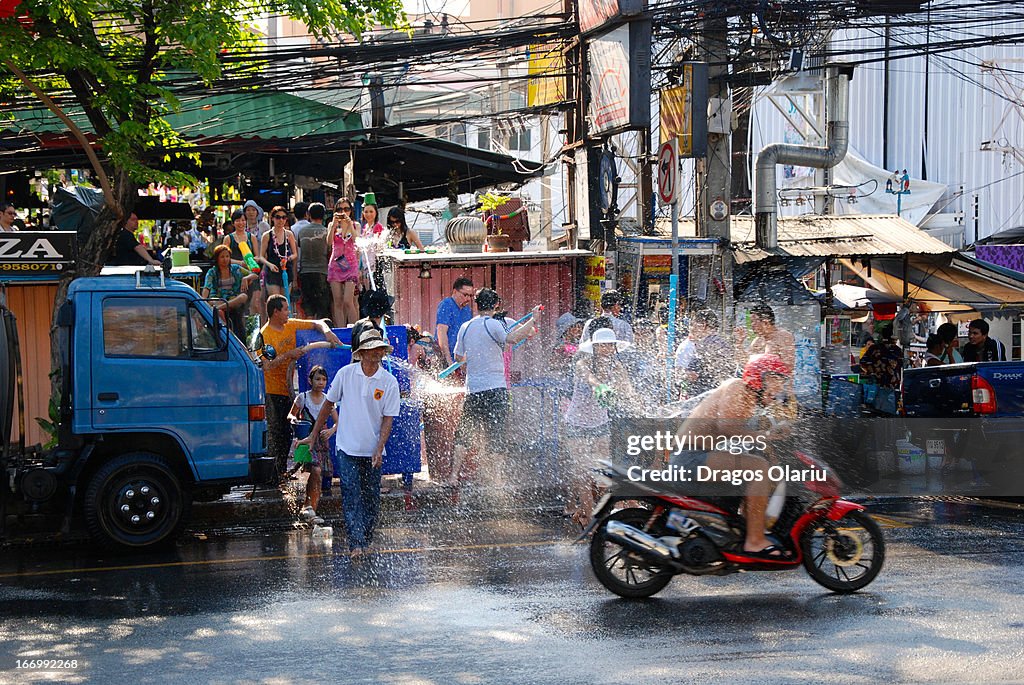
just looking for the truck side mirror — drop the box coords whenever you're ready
[250,331,264,353]
[263,345,277,361]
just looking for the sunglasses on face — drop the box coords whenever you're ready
[272,214,288,220]
[337,207,351,213]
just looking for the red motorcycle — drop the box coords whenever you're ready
[582,451,885,598]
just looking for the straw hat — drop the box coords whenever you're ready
[579,327,631,354]
[352,329,393,359]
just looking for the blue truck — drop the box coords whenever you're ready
[1,271,275,549]
[902,362,1024,417]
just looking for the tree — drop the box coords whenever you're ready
[0,0,404,395]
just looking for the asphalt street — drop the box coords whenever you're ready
[2,498,1024,684]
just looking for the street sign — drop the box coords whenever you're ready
[657,140,678,205]
[710,197,728,221]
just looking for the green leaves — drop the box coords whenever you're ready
[0,0,404,188]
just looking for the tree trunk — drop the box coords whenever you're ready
[48,172,138,401]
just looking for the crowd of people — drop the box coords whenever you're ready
[105,198,424,339]
[856,317,1006,389]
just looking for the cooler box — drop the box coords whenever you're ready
[383,400,422,475]
[170,247,190,267]
[826,377,862,417]
[296,325,420,475]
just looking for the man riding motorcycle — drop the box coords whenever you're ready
[669,353,792,560]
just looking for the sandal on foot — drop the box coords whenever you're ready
[741,545,792,561]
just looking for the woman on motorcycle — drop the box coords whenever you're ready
[562,319,638,528]
[671,353,792,559]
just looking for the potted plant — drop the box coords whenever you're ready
[478,192,512,252]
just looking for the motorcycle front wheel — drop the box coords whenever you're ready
[801,510,885,593]
[589,507,674,599]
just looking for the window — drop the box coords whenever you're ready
[450,123,466,146]
[477,128,491,151]
[102,297,218,358]
[508,128,532,152]
[189,304,219,353]
[1013,317,1021,361]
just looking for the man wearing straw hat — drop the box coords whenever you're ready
[305,328,400,558]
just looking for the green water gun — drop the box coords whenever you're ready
[594,383,616,409]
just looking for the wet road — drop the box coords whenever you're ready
[2,498,1024,684]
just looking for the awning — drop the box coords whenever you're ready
[842,253,1024,317]
[0,93,543,203]
[829,284,900,310]
[652,214,956,262]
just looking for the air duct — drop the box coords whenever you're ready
[754,65,854,250]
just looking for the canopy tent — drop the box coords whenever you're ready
[828,283,901,310]
[841,253,1024,319]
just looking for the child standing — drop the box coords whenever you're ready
[288,366,339,525]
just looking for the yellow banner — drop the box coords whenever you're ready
[527,45,567,108]
[661,77,694,154]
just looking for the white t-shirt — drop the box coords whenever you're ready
[325,363,401,457]
[674,338,696,369]
[454,315,508,394]
[298,391,328,422]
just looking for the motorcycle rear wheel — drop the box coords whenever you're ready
[589,508,674,598]
[801,510,885,593]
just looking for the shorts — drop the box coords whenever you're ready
[264,265,294,288]
[455,388,510,449]
[298,273,330,319]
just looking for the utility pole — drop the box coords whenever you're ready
[696,16,733,325]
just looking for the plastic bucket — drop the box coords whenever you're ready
[170,247,190,267]
[292,420,312,440]
[896,440,927,475]
[293,443,312,464]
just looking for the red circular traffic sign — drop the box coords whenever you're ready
[657,141,678,205]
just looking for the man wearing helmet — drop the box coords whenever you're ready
[672,353,792,559]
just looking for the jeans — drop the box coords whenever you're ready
[337,450,381,550]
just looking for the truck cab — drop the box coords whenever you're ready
[2,270,273,549]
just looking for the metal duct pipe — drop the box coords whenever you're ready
[754,66,854,250]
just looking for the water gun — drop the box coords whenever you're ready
[508,306,543,351]
[594,383,616,409]
[438,360,464,379]
[238,240,260,273]
[281,258,290,305]
[440,307,542,378]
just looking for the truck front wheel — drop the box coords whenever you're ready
[84,453,189,550]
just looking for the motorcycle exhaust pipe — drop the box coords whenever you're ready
[605,521,678,562]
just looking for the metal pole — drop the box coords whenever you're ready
[667,200,679,402]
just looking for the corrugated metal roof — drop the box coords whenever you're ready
[6,92,363,141]
[650,214,956,262]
